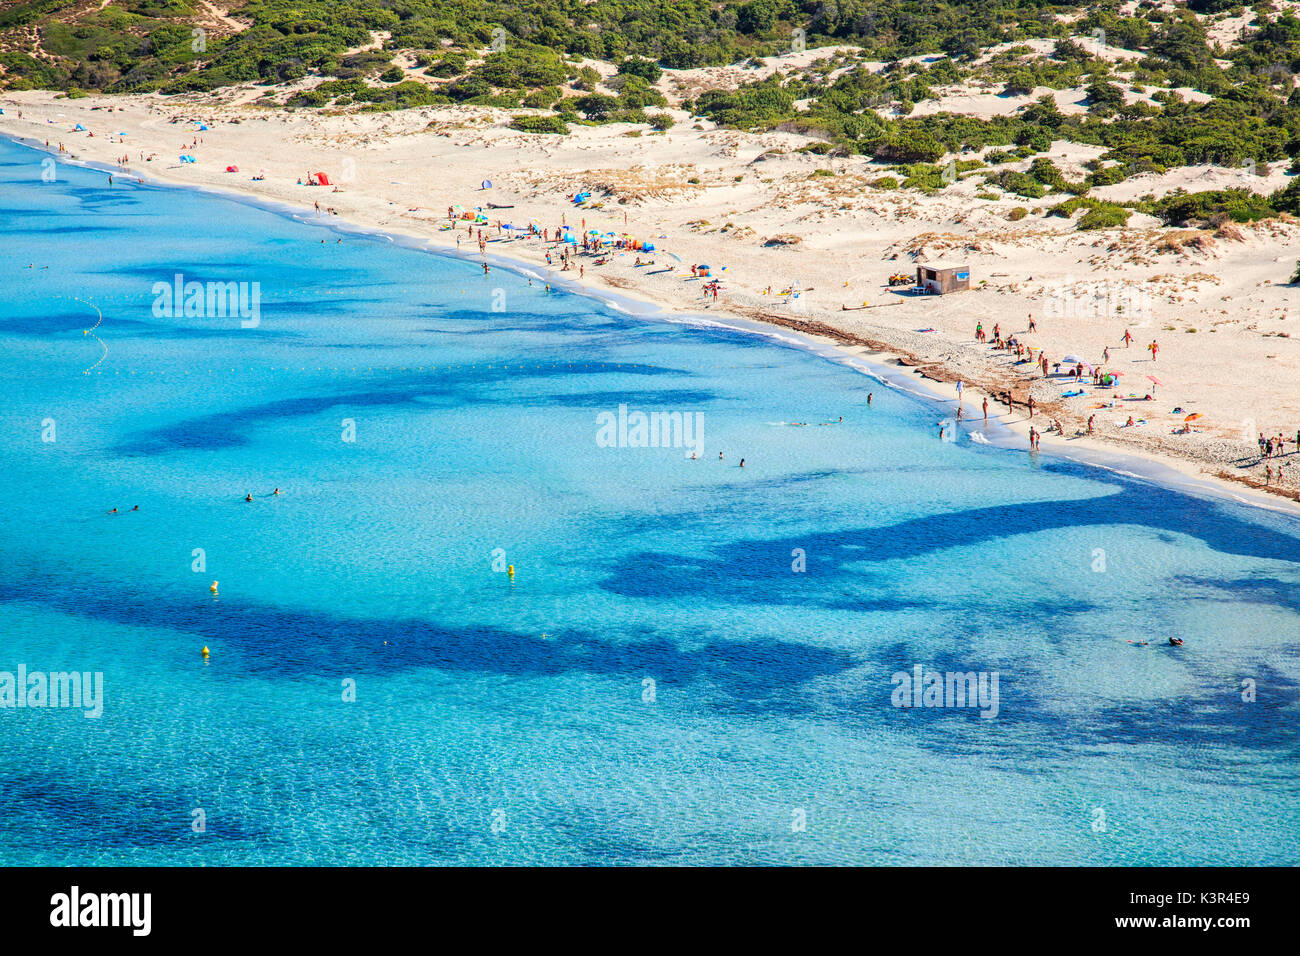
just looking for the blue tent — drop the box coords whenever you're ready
[481,179,492,188]
[74,123,86,131]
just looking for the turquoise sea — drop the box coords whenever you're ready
[1,134,1298,865]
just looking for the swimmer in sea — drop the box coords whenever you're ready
[1169,637,1183,646]
[867,393,873,406]
[107,508,118,514]
[131,505,139,511]
[740,459,745,468]
[272,488,281,495]
[719,452,724,460]
[244,494,253,502]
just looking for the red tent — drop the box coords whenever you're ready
[316,171,331,186]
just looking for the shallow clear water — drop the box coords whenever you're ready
[1,136,1298,865]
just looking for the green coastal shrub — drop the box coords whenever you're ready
[511,114,569,134]
[1153,189,1277,225]
[989,170,1045,198]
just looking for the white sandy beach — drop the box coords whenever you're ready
[3,80,1299,508]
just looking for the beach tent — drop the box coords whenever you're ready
[74,124,86,131]
[226,165,239,173]
[316,172,331,186]
[481,179,492,189]
[196,123,209,131]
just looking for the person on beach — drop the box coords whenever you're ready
[982,398,988,421]
[1027,396,1035,418]
[1087,415,1095,435]
[1028,314,1037,333]
[1148,340,1159,361]
[1123,329,1133,348]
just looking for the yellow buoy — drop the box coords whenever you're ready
[507,564,515,577]
[209,580,219,593]
[201,646,210,658]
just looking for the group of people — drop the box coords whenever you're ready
[1259,432,1299,486]
[1259,432,1299,459]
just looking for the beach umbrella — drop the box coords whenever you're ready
[1184,413,1202,422]
[1146,375,1163,386]
[1061,354,1086,364]
[663,251,682,262]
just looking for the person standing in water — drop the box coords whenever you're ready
[867,393,873,407]
[982,397,988,421]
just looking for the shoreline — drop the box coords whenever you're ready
[3,100,1298,518]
